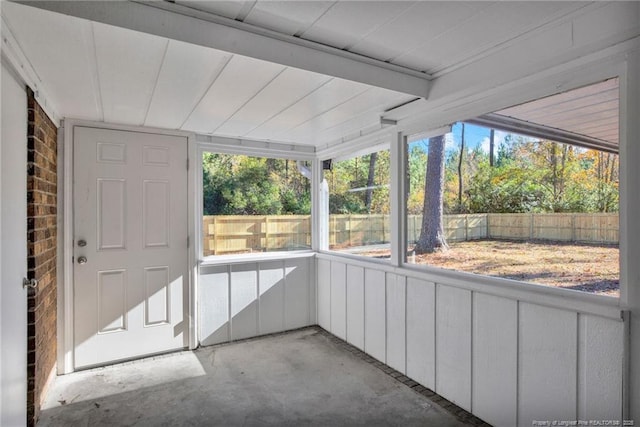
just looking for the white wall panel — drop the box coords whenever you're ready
[472,294,517,427]
[317,259,331,330]
[406,278,435,390]
[330,262,347,340]
[519,303,577,426]
[435,285,471,411]
[199,265,229,346]
[230,264,258,340]
[578,315,623,420]
[386,273,406,373]
[345,265,365,350]
[258,261,285,335]
[364,269,386,363]
[284,259,311,329]
[200,257,314,346]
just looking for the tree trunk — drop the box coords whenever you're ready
[415,135,448,253]
[364,152,377,213]
[457,124,465,211]
[489,128,495,167]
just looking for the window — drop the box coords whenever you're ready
[324,148,390,259]
[404,79,620,297]
[202,152,311,256]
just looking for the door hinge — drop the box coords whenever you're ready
[187,236,190,248]
[186,158,189,170]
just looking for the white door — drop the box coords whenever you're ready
[1,64,28,425]
[73,127,188,369]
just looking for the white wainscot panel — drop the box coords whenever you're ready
[317,259,331,330]
[436,285,471,411]
[330,262,347,340]
[578,314,623,420]
[345,265,365,350]
[199,265,229,345]
[519,303,577,426]
[386,273,406,374]
[406,278,435,390]
[364,269,386,363]
[472,293,517,427]
[258,261,284,335]
[284,258,312,329]
[230,263,258,340]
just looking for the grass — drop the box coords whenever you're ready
[356,239,620,297]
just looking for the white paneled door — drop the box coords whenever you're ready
[73,127,188,369]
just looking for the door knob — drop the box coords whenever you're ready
[23,277,38,289]
[77,256,88,265]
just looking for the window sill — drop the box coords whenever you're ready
[199,250,315,266]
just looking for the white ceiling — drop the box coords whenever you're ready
[496,78,619,146]
[1,1,633,148]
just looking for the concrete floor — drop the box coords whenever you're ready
[38,328,479,426]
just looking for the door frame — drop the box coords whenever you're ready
[59,119,198,374]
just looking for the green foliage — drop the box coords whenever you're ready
[202,153,310,215]
[203,123,619,218]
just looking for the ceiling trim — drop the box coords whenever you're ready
[18,0,432,99]
[196,134,316,160]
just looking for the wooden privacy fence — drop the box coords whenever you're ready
[203,213,619,255]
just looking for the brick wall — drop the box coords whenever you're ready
[26,88,57,426]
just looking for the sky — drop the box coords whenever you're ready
[410,122,509,154]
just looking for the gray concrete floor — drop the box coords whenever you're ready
[38,328,481,426]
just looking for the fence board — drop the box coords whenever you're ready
[203,213,618,255]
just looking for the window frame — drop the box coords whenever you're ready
[197,140,316,264]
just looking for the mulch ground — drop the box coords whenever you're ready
[357,239,619,297]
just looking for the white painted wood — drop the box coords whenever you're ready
[246,78,369,141]
[518,303,577,426]
[73,127,189,368]
[280,87,408,144]
[1,62,28,426]
[144,40,231,129]
[318,251,622,321]
[258,261,284,335]
[435,285,471,411]
[472,293,518,427]
[330,262,347,340]
[176,1,254,21]
[1,2,90,122]
[182,54,284,134]
[578,315,623,420]
[214,67,331,138]
[385,273,406,373]
[364,269,386,363]
[284,258,311,329]
[244,1,334,37]
[230,263,258,340]
[317,259,331,330]
[345,265,365,350]
[24,1,432,98]
[199,265,230,346]
[301,1,414,51]
[406,278,435,390]
[92,23,167,125]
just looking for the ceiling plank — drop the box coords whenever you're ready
[19,0,431,98]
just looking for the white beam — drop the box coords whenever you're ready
[18,0,431,98]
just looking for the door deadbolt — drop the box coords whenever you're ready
[77,256,88,265]
[77,239,87,247]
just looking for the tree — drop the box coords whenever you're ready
[364,153,377,213]
[415,135,449,253]
[457,123,465,210]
